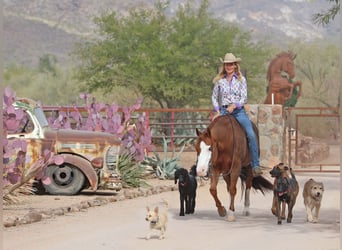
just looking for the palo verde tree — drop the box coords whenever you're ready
[73,0,271,108]
[312,0,340,25]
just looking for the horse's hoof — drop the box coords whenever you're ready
[278,221,282,225]
[218,207,227,217]
[227,214,236,222]
[242,208,250,216]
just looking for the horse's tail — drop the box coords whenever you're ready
[251,176,274,195]
[239,167,273,195]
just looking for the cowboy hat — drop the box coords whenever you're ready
[220,53,241,63]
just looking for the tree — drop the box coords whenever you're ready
[312,0,340,25]
[4,63,83,106]
[290,41,340,108]
[73,0,271,108]
[38,54,58,76]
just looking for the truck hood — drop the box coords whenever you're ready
[44,128,121,146]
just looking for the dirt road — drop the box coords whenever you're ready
[3,172,340,250]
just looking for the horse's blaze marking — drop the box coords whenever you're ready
[196,141,211,176]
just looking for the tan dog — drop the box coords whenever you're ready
[145,200,169,240]
[270,163,299,224]
[303,178,324,223]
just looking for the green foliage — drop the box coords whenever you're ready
[312,0,340,26]
[139,137,184,179]
[117,153,149,188]
[284,88,299,107]
[289,41,340,107]
[38,54,58,76]
[4,57,83,106]
[73,0,272,108]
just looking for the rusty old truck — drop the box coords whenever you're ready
[7,98,122,195]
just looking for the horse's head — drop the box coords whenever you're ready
[268,51,297,80]
[195,128,214,177]
[282,52,296,79]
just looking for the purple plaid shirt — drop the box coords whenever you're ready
[212,73,248,112]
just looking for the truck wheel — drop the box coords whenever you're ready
[43,164,85,195]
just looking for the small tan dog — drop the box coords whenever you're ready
[145,200,169,240]
[303,178,324,223]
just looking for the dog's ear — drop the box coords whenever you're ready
[174,169,180,184]
[154,206,159,214]
[174,172,178,184]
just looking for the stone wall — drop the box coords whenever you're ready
[247,104,284,168]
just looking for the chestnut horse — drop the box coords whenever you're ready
[264,51,302,105]
[195,115,273,221]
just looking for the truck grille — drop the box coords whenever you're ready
[105,146,120,170]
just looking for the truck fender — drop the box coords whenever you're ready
[60,154,98,191]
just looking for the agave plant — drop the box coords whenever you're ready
[117,153,149,188]
[139,137,184,179]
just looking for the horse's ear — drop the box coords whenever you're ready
[288,50,296,60]
[196,128,201,136]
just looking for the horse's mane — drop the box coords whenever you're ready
[266,51,295,81]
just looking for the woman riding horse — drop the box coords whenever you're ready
[211,52,262,177]
[195,116,273,221]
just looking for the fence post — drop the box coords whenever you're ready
[145,111,150,154]
[171,111,174,149]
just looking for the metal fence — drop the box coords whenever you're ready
[285,107,340,172]
[43,106,340,172]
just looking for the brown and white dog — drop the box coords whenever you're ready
[270,163,299,224]
[303,178,324,223]
[145,200,169,240]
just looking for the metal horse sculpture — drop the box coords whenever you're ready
[195,115,273,221]
[264,51,302,106]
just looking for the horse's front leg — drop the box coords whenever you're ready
[209,174,226,217]
[225,173,239,221]
[284,84,294,100]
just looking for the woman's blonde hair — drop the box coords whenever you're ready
[212,63,243,84]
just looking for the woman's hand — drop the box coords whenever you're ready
[227,104,236,113]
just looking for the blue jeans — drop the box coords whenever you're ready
[220,107,260,168]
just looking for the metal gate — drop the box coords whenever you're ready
[285,107,340,172]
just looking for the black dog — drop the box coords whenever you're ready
[174,165,197,216]
[270,163,299,224]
